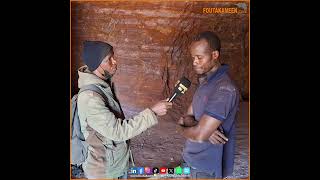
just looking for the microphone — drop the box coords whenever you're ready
[168,77,191,102]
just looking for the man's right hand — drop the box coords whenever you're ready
[150,99,172,116]
[178,115,197,127]
[177,117,185,126]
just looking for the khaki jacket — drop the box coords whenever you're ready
[77,66,158,178]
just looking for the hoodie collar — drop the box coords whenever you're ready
[77,65,111,89]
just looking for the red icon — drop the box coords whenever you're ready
[160,167,167,174]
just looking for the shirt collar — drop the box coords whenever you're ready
[199,64,229,84]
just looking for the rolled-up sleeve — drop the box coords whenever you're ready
[82,93,158,141]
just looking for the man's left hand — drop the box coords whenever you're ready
[209,130,228,144]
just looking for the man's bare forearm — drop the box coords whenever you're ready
[178,125,202,142]
[178,114,223,142]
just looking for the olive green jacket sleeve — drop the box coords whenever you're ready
[78,91,158,141]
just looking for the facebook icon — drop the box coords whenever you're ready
[137,167,144,175]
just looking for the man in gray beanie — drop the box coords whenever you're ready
[76,40,172,179]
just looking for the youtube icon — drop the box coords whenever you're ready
[160,167,167,174]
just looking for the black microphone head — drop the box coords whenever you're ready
[168,77,191,102]
[174,76,191,96]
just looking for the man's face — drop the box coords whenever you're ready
[100,52,117,75]
[190,39,218,75]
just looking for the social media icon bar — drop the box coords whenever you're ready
[129,166,192,177]
[128,166,191,177]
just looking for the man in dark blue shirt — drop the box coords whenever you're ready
[177,31,240,178]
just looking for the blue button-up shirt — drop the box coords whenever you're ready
[182,64,240,178]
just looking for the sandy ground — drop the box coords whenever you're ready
[130,101,249,179]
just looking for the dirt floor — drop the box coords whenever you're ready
[130,101,249,179]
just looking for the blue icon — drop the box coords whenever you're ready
[129,167,138,175]
[183,167,190,175]
[137,167,144,175]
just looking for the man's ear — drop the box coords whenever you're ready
[211,50,219,60]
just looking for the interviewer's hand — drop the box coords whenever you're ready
[150,99,172,116]
[209,130,228,144]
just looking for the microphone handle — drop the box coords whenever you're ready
[168,93,177,102]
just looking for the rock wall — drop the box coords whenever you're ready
[71,1,249,118]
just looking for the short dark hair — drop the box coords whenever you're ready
[193,31,221,52]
